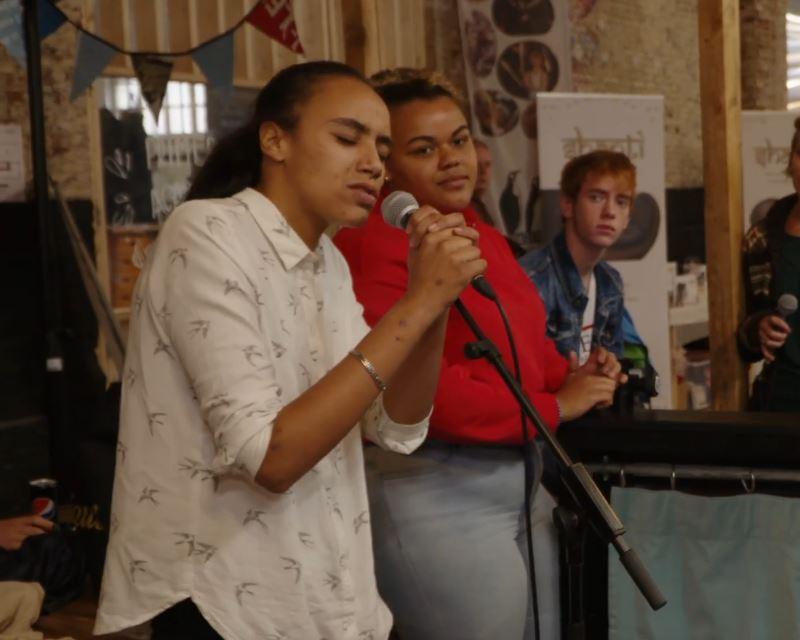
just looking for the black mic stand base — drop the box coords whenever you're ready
[553,505,587,640]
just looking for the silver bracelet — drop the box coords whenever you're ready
[349,349,387,392]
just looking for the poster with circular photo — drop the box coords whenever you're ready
[473,89,519,137]
[492,0,555,36]
[497,41,559,99]
[605,192,661,261]
[521,99,538,139]
[464,10,497,77]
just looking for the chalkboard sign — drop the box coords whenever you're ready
[207,86,259,139]
[99,108,153,226]
[98,85,260,229]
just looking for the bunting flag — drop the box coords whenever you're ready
[38,0,66,40]
[0,0,67,68]
[70,30,117,100]
[192,31,234,90]
[0,0,26,67]
[132,55,173,121]
[246,0,304,54]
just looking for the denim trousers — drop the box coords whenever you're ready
[365,440,561,640]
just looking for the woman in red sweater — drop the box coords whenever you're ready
[335,68,621,640]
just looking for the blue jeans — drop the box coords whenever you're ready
[365,441,561,640]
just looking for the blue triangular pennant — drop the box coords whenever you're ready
[0,0,26,67]
[38,0,65,40]
[70,30,117,100]
[192,32,234,90]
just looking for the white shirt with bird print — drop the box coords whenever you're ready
[94,188,429,640]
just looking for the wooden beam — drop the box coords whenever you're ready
[130,0,158,52]
[697,0,747,410]
[341,0,367,74]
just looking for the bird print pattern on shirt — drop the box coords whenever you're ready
[282,557,302,584]
[260,249,276,267]
[174,532,217,563]
[298,531,314,548]
[128,559,148,584]
[168,248,187,268]
[243,509,268,530]
[323,572,341,591]
[146,412,166,436]
[299,363,312,388]
[206,393,232,412]
[324,486,343,520]
[153,338,173,358]
[234,581,258,606]
[243,345,270,370]
[353,511,369,535]
[155,303,171,325]
[331,445,345,474]
[188,319,210,338]
[206,215,226,235]
[138,487,159,505]
[271,340,287,358]
[178,458,220,491]
[288,293,300,316]
[224,279,248,298]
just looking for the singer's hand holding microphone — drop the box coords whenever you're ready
[383,191,487,313]
[758,293,797,363]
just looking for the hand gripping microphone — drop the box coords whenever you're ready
[381,190,497,301]
[776,293,798,319]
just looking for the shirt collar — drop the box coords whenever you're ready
[234,187,322,271]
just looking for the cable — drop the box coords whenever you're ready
[495,299,542,640]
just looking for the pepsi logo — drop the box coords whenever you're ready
[32,497,56,520]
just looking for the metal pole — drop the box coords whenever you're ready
[23,0,66,480]
[589,462,800,489]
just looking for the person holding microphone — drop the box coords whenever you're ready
[94,61,486,640]
[740,117,800,411]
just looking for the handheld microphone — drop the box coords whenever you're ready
[776,293,798,319]
[381,190,497,301]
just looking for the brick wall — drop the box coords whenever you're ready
[741,0,788,110]
[427,0,788,189]
[0,0,91,200]
[571,0,702,187]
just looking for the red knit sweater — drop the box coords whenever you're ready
[334,200,568,445]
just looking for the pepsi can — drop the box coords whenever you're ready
[29,478,58,521]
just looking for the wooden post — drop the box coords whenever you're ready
[697,1,747,410]
[342,0,367,74]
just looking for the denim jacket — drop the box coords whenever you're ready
[519,232,625,357]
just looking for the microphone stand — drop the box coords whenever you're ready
[453,300,667,618]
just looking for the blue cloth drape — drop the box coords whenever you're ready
[609,487,800,640]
